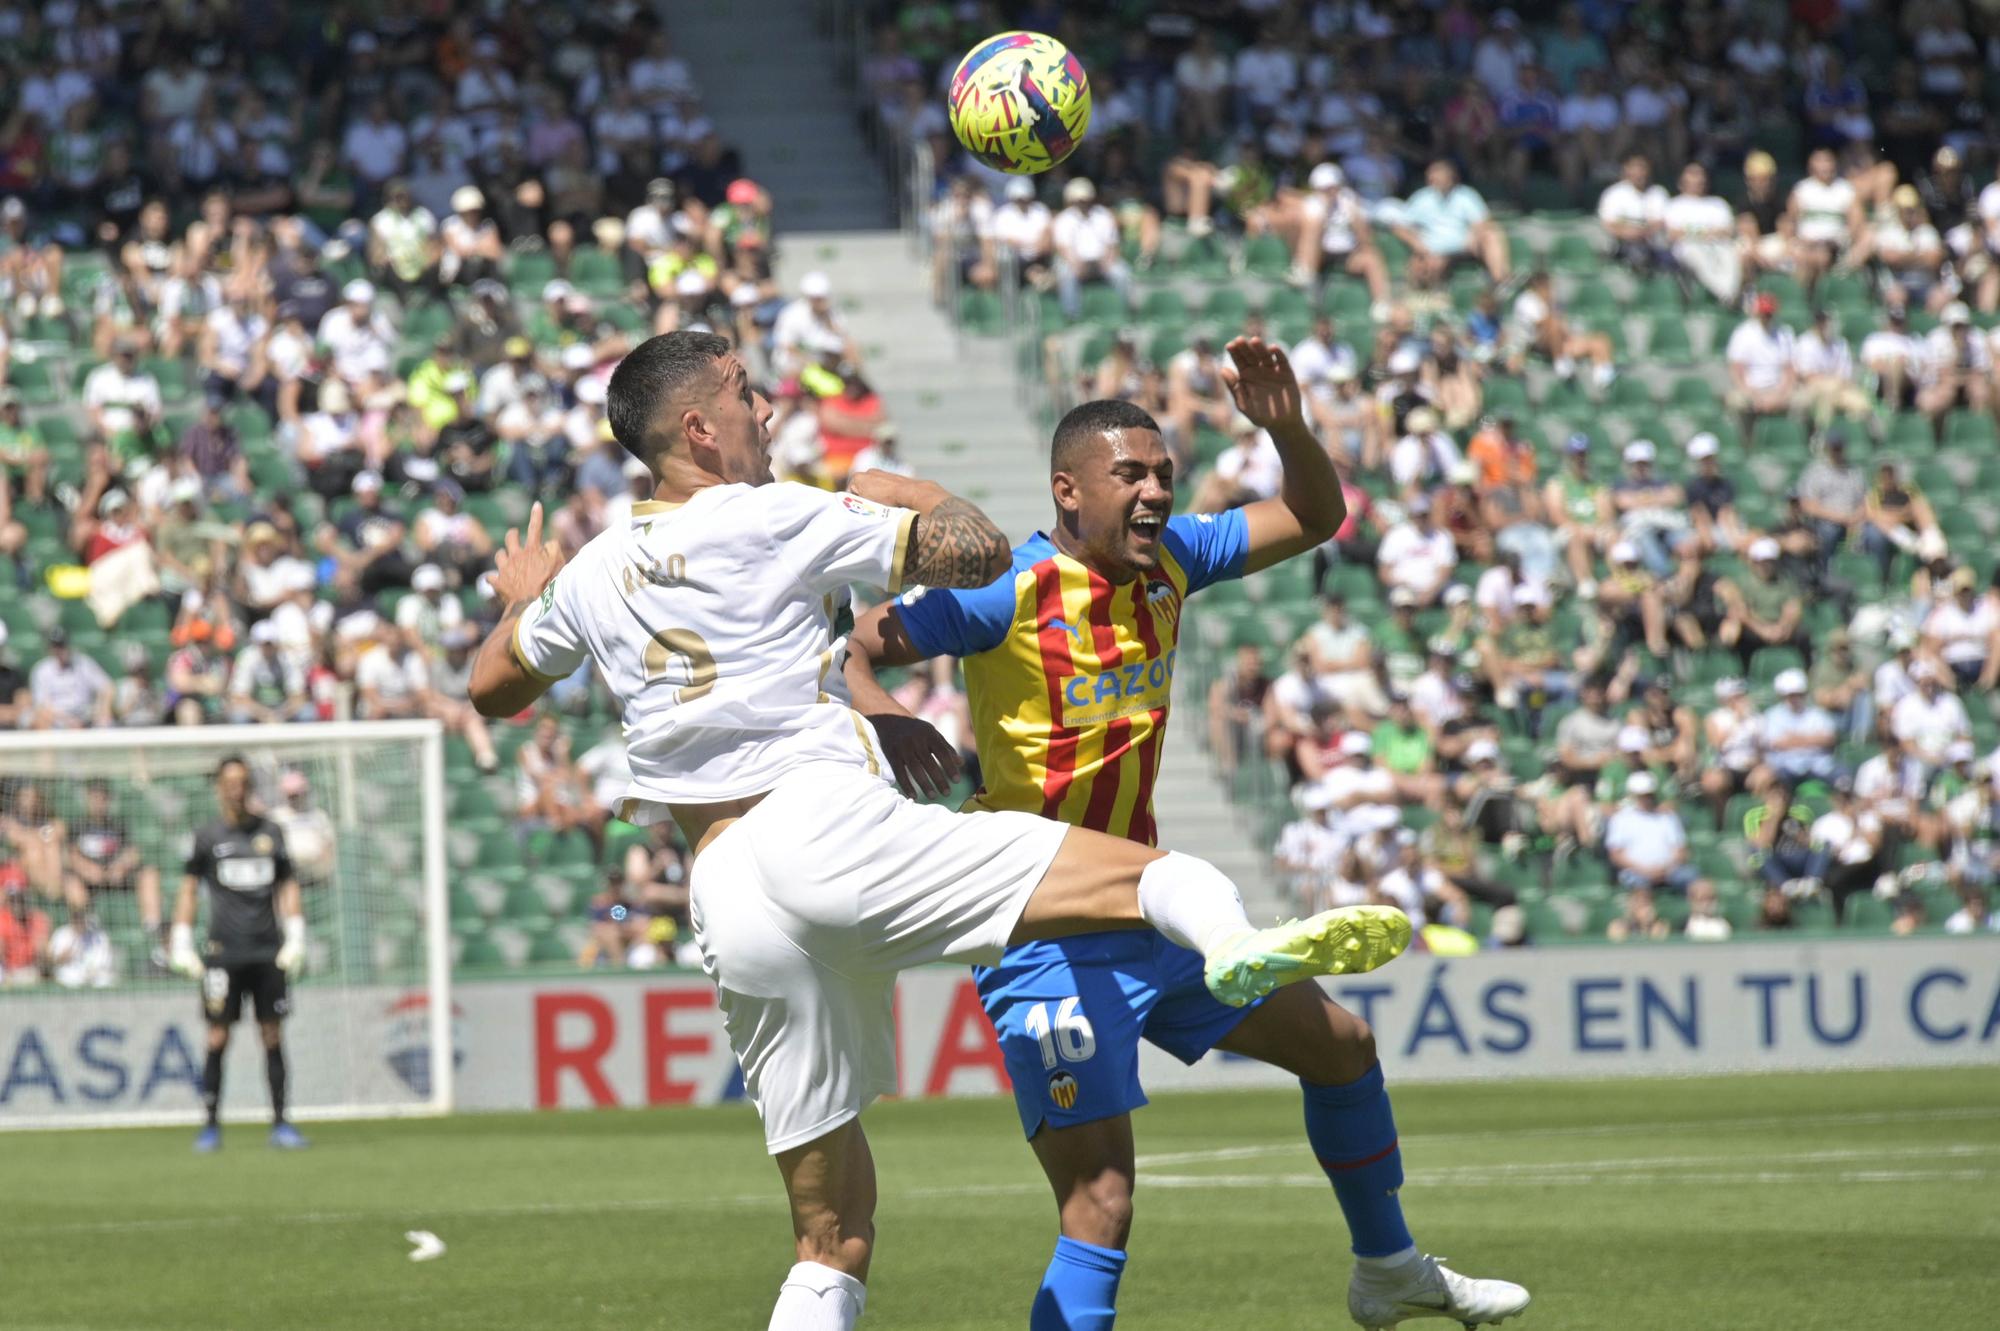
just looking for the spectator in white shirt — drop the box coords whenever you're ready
[1597,154,1671,276]
[1229,26,1297,121]
[1389,406,1462,494]
[1274,785,1350,914]
[1861,305,1924,410]
[1785,148,1862,287]
[1051,178,1132,321]
[1287,163,1390,305]
[26,628,111,729]
[354,623,431,720]
[440,186,503,288]
[1755,670,1840,788]
[1944,887,2000,935]
[1472,10,1535,98]
[81,340,163,452]
[1918,302,1989,441]
[1791,307,1873,430]
[1173,29,1230,144]
[1923,565,2000,690]
[1377,494,1458,607]
[1604,772,1697,893]
[341,99,409,201]
[770,271,858,379]
[47,911,116,988]
[989,177,1054,287]
[1725,293,1796,442]
[1302,592,1390,718]
[1556,67,1622,196]
[315,280,396,390]
[1890,660,1971,768]
[1192,416,1283,512]
[1665,161,1740,304]
[1858,184,1947,312]
[226,620,310,724]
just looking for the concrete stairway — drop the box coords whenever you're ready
[668,2,892,231]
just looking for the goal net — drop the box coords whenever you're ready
[0,721,451,1129]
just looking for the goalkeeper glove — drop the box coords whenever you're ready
[275,915,307,975]
[168,923,206,979]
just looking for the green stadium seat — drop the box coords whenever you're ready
[1138,288,1188,324]
[957,289,1004,335]
[1482,376,1530,415]
[1605,376,1656,409]
[1646,317,1695,364]
[1079,285,1127,325]
[1945,411,1997,449]
[1751,416,1808,454]
[526,929,575,965]
[1261,285,1311,324]
[505,250,558,294]
[1242,233,1289,278]
[501,880,552,924]
[1200,287,1250,326]
[458,932,505,969]
[1322,281,1371,319]
[140,357,190,401]
[9,358,59,404]
[569,246,624,296]
[1668,377,1721,412]
[1549,234,1600,273]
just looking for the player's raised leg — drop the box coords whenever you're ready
[1214,984,1530,1329]
[767,1121,875,1330]
[1010,835,1412,1006]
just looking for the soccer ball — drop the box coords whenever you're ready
[946,31,1092,175]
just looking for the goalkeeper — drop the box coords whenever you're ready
[169,755,310,1153]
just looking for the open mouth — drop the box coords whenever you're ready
[1129,511,1166,542]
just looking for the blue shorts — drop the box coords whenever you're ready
[974,930,1261,1138]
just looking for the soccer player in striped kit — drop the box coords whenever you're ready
[847,338,1528,1330]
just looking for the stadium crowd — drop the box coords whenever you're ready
[897,0,2000,946]
[0,2,886,983]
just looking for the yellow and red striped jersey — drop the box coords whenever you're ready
[895,511,1250,844]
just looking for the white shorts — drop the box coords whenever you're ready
[689,763,1068,1153]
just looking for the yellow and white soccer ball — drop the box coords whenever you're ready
[946,30,1092,175]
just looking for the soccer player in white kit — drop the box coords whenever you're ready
[468,332,1410,1329]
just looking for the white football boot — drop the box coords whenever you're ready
[1348,1254,1530,1330]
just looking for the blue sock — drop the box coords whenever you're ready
[1302,1063,1415,1258]
[1030,1235,1127,1330]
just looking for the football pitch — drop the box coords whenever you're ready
[8,1067,1997,1330]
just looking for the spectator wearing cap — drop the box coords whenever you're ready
[1599,535,1680,659]
[440,186,503,288]
[1607,438,1685,576]
[477,337,549,421]
[1863,460,1944,584]
[1274,784,1348,916]
[354,618,430,721]
[316,280,396,391]
[1375,494,1458,609]
[414,480,494,579]
[1677,433,1740,556]
[1859,185,1947,313]
[770,271,857,380]
[1724,291,1797,444]
[1755,669,1840,791]
[1917,302,1989,442]
[1796,432,1868,565]
[1483,581,1571,738]
[395,563,466,654]
[1665,161,1741,306]
[990,177,1055,290]
[1891,658,1971,770]
[1286,163,1390,304]
[1598,154,1673,276]
[152,475,222,598]
[1387,405,1461,495]
[226,619,310,724]
[27,627,112,730]
[335,460,409,568]
[1052,178,1133,322]
[1314,731,1403,841]
[1538,433,1607,587]
[1922,565,1999,691]
[366,179,440,304]
[1717,537,1806,675]
[1699,678,1764,826]
[1605,771,1697,894]
[1391,160,1509,290]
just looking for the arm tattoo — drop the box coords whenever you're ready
[908,496,1010,589]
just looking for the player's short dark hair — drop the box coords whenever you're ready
[1051,399,1162,474]
[213,754,250,782]
[606,331,732,470]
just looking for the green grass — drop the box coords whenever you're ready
[7,1068,1999,1329]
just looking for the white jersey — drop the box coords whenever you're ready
[1791,177,1855,246]
[512,483,917,809]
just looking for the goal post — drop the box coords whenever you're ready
[0,721,453,1129]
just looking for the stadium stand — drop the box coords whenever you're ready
[877,0,2000,946]
[0,1,885,984]
[8,1,2000,989]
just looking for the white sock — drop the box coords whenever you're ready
[1137,851,1253,957]
[768,1262,866,1330]
[1355,1245,1422,1273]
